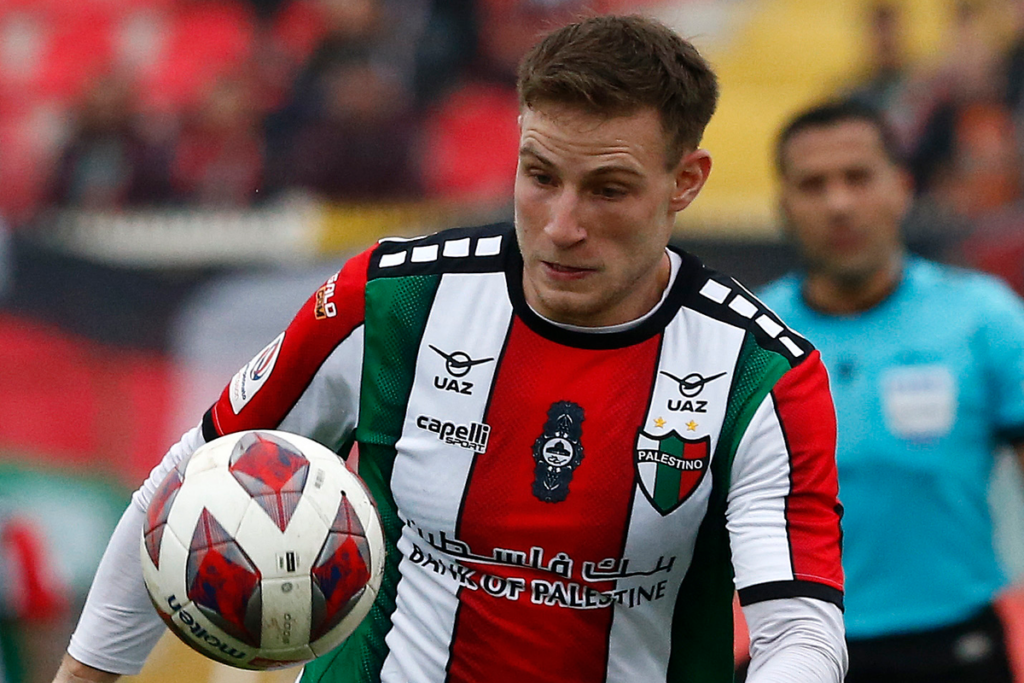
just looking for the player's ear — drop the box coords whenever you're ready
[669,149,712,212]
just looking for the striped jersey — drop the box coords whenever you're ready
[203,223,843,683]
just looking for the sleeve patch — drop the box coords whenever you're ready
[228,332,285,415]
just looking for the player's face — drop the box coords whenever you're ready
[514,104,710,327]
[779,119,911,286]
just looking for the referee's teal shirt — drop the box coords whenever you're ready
[761,257,1024,638]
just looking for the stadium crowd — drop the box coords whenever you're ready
[4,0,1024,291]
[843,0,1024,293]
[0,0,646,223]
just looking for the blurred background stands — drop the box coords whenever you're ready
[6,1,1024,682]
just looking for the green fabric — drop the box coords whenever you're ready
[666,334,792,682]
[303,274,440,683]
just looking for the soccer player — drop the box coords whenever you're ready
[54,15,846,683]
[761,99,1024,682]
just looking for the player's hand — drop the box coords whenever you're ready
[52,653,120,683]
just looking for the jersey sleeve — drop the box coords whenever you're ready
[204,246,372,451]
[65,246,375,675]
[975,276,1024,443]
[727,349,844,609]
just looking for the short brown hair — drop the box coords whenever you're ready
[775,99,904,176]
[517,14,719,166]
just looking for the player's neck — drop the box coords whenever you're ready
[803,253,905,315]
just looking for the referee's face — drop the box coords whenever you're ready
[779,119,910,289]
[514,103,711,327]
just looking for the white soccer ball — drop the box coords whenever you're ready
[140,429,385,670]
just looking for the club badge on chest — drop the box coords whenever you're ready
[532,401,585,503]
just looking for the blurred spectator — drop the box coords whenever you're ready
[246,0,291,22]
[265,0,427,141]
[272,45,423,200]
[1003,0,1024,113]
[171,74,265,206]
[0,216,10,303]
[411,0,479,106]
[416,0,585,207]
[907,0,1019,221]
[842,0,1020,263]
[265,0,430,201]
[47,73,175,211]
[846,3,910,112]
[956,0,1024,295]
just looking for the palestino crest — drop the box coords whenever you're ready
[531,401,585,503]
[635,430,711,515]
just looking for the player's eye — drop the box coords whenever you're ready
[527,169,555,187]
[596,185,627,199]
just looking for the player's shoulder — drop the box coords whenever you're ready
[368,222,514,279]
[671,248,813,365]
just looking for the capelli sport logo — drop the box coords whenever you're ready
[416,415,491,453]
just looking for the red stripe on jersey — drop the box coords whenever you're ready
[772,350,843,592]
[209,247,372,436]
[447,318,661,683]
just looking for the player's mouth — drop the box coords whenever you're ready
[542,261,595,281]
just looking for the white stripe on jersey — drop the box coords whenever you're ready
[278,327,364,452]
[384,271,514,682]
[728,394,795,589]
[381,533,465,682]
[605,307,747,682]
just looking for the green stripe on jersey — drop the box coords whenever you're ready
[717,334,791,465]
[653,434,686,511]
[303,274,440,683]
[666,333,792,682]
[358,274,441,449]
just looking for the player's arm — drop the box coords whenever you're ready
[743,597,845,682]
[53,653,119,682]
[54,250,373,681]
[59,426,205,680]
[727,349,846,682]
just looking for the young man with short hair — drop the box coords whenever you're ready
[55,16,846,683]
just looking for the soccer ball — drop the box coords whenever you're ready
[140,429,385,670]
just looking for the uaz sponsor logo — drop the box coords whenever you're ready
[660,371,726,413]
[429,345,493,395]
[166,595,247,660]
[417,415,490,453]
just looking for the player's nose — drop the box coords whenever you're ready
[544,189,587,247]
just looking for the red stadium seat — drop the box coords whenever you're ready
[139,0,256,112]
[420,81,520,205]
